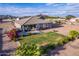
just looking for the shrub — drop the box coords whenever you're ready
[7,29,16,41]
[63,37,70,44]
[15,43,42,56]
[57,39,64,46]
[40,43,56,55]
[68,30,79,40]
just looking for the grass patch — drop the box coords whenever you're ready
[19,32,67,46]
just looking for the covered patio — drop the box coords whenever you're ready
[22,23,53,31]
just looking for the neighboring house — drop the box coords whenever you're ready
[51,18,66,24]
[69,18,79,24]
[69,18,76,22]
[2,19,13,22]
[53,18,65,21]
[66,18,79,25]
[14,16,53,31]
[69,18,79,22]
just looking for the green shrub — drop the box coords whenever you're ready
[7,29,16,41]
[68,30,79,40]
[63,37,70,44]
[41,43,56,54]
[15,43,42,56]
[57,39,64,46]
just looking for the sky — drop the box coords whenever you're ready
[0,3,79,17]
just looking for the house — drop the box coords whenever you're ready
[14,15,53,31]
[68,18,79,24]
[52,18,66,24]
[69,18,76,22]
[69,18,79,22]
[65,18,79,25]
[2,19,12,22]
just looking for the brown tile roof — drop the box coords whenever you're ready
[24,16,51,25]
[15,16,51,26]
[14,17,32,25]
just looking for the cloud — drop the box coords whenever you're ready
[45,3,54,6]
[0,3,79,16]
[0,7,42,16]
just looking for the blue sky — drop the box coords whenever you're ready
[0,3,79,17]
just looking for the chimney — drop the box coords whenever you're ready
[16,18,19,20]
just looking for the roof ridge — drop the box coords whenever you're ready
[22,16,34,25]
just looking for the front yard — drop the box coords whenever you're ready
[19,32,68,46]
[15,32,70,56]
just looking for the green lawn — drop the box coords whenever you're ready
[18,32,68,46]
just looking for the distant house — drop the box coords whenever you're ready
[0,19,12,23]
[69,18,79,22]
[14,16,53,31]
[66,18,79,25]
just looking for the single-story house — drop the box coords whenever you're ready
[65,18,79,25]
[69,18,79,22]
[69,18,79,24]
[0,19,13,23]
[14,16,53,31]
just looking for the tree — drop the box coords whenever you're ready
[65,15,76,20]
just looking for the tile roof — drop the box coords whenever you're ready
[15,16,51,26]
[14,17,32,25]
[24,16,51,25]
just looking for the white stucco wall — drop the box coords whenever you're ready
[14,22,21,29]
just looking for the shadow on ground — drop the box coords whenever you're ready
[49,46,66,56]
